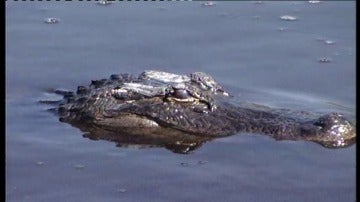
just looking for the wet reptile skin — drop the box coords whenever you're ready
[42,70,356,152]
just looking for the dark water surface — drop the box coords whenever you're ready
[6,1,355,202]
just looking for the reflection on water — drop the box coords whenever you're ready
[79,125,211,154]
[63,115,356,154]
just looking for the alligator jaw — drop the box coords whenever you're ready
[94,114,159,129]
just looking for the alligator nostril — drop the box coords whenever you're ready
[313,113,342,130]
[77,86,88,95]
[313,120,324,128]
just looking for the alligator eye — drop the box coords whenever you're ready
[173,89,190,99]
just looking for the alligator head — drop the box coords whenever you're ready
[42,70,356,153]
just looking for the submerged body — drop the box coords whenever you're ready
[45,70,356,151]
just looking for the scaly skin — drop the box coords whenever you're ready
[45,70,356,151]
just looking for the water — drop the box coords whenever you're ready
[6,1,355,202]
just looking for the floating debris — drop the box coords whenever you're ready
[308,0,321,4]
[324,40,335,45]
[316,38,335,45]
[97,0,113,6]
[73,164,85,170]
[252,15,261,20]
[279,15,298,21]
[44,17,60,24]
[202,1,216,7]
[277,27,289,32]
[180,162,190,167]
[253,1,264,4]
[198,160,208,165]
[36,161,45,166]
[179,161,208,167]
[318,57,332,63]
[117,188,127,193]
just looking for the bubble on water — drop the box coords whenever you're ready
[308,0,321,4]
[202,1,216,7]
[97,0,112,6]
[280,15,298,21]
[253,1,264,4]
[44,17,60,24]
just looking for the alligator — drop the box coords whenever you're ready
[42,70,356,153]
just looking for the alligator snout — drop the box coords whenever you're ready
[310,113,356,148]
